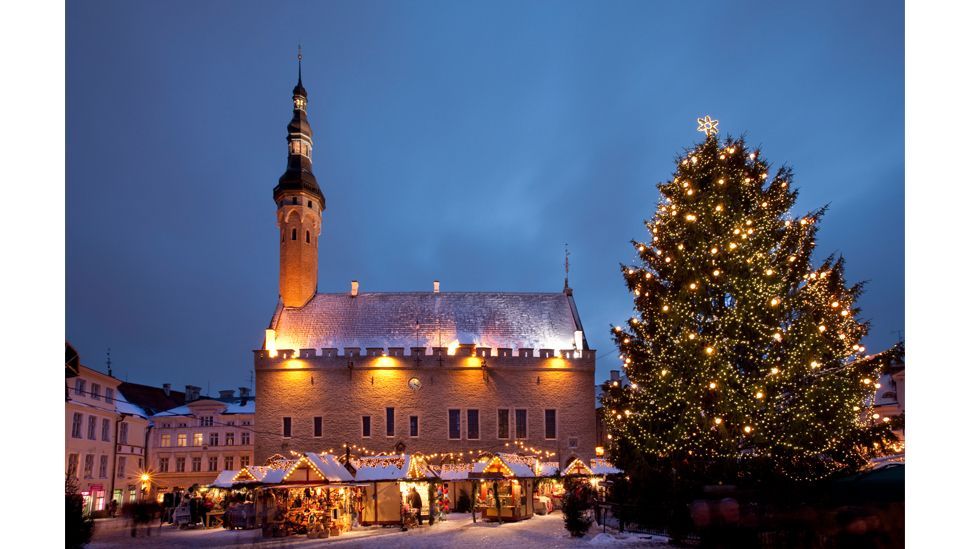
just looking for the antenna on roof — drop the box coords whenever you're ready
[106,347,113,377]
[563,243,571,293]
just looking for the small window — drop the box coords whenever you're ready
[158,457,169,472]
[362,416,372,437]
[209,432,219,446]
[292,228,297,240]
[192,457,202,472]
[409,416,419,438]
[282,417,292,438]
[314,417,323,437]
[292,197,298,205]
[515,409,527,439]
[175,458,186,472]
[497,409,510,439]
[305,230,310,243]
[119,422,129,444]
[101,418,111,442]
[241,431,250,445]
[225,432,234,446]
[467,409,480,440]
[307,200,312,208]
[71,413,83,438]
[193,433,203,446]
[225,456,234,470]
[119,457,129,478]
[177,434,187,447]
[241,456,250,467]
[545,409,557,439]
[208,457,218,471]
[161,434,171,447]
[91,383,101,400]
[105,388,114,403]
[386,408,395,437]
[448,409,461,440]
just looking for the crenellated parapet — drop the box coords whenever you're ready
[253,345,596,370]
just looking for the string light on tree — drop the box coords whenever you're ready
[601,116,904,483]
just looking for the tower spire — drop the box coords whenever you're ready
[297,44,303,85]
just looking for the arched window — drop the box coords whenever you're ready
[305,231,310,243]
[291,228,297,241]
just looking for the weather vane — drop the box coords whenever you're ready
[697,115,719,136]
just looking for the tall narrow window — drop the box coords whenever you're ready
[362,416,372,437]
[192,457,202,472]
[117,457,127,478]
[105,388,114,403]
[225,432,234,446]
[291,228,297,240]
[101,418,110,442]
[120,422,129,444]
[84,455,94,478]
[386,407,395,437]
[409,416,419,437]
[175,458,185,472]
[282,417,292,438]
[67,454,79,478]
[241,431,250,445]
[99,455,108,479]
[515,409,527,439]
[208,457,218,471]
[544,409,557,439]
[87,416,97,440]
[467,409,480,440]
[314,417,323,437]
[158,458,169,472]
[497,409,510,439]
[224,456,234,470]
[448,409,461,440]
[305,230,310,243]
[91,383,101,400]
[209,432,219,446]
[75,379,86,396]
[177,434,187,447]
[193,433,203,446]
[71,413,83,438]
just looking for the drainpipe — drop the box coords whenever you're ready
[110,413,123,509]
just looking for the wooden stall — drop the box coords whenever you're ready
[353,454,438,527]
[470,454,536,522]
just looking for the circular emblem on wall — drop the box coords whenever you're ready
[408,377,422,391]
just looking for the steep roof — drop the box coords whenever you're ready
[270,291,588,352]
[117,382,186,416]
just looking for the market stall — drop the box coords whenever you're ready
[438,461,483,512]
[533,461,562,514]
[207,468,266,529]
[352,454,438,526]
[470,453,536,522]
[257,453,359,539]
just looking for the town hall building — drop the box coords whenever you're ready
[253,62,597,466]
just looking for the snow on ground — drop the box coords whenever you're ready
[88,513,668,548]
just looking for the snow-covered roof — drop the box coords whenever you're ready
[271,292,586,351]
[438,462,476,481]
[305,453,354,483]
[563,457,594,477]
[353,454,436,482]
[151,399,255,419]
[115,395,149,418]
[478,454,537,478]
[536,462,560,477]
[211,470,240,488]
[589,459,623,475]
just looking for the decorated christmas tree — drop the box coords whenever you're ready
[601,117,903,482]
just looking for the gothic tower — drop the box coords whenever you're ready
[274,53,325,308]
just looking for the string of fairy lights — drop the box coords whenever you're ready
[601,118,902,482]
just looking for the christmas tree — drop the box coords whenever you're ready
[602,117,903,482]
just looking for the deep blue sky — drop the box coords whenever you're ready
[67,0,904,392]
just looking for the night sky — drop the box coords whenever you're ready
[67,0,904,392]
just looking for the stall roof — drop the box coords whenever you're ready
[438,461,488,480]
[353,454,436,481]
[589,459,623,476]
[537,461,561,477]
[497,453,538,478]
[306,453,354,482]
[212,470,240,488]
[563,457,594,477]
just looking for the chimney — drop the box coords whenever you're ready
[351,280,359,297]
[162,383,171,397]
[218,389,235,400]
[239,387,251,398]
[185,385,201,402]
[433,280,440,293]
[610,370,620,382]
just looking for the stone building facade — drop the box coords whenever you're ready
[254,65,597,465]
[148,390,255,491]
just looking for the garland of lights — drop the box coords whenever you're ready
[601,120,903,482]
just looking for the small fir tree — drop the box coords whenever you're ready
[602,120,902,482]
[562,477,594,537]
[66,474,94,549]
